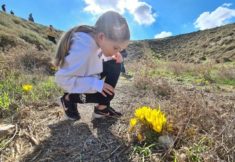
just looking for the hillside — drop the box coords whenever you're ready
[0,11,62,76]
[0,12,234,162]
[1,11,234,63]
[0,12,61,51]
[128,23,235,63]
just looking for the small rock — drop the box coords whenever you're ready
[158,135,174,148]
[179,153,187,161]
[0,124,15,138]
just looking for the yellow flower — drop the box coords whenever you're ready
[129,118,138,132]
[155,120,165,132]
[166,122,173,132]
[144,107,151,120]
[137,133,143,141]
[50,66,58,71]
[132,106,167,134]
[149,108,166,133]
[130,118,137,127]
[22,84,33,92]
[146,110,156,125]
[135,106,152,121]
[153,122,162,133]
[135,108,145,121]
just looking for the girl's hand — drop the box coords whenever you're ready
[112,52,123,63]
[101,83,114,97]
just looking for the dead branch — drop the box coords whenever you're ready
[0,124,18,152]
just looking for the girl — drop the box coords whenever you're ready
[55,11,130,120]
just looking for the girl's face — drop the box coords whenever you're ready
[96,33,129,57]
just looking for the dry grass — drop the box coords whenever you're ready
[217,66,235,80]
[0,12,61,52]
[127,54,235,161]
[128,23,235,63]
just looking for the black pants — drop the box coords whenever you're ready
[68,60,121,106]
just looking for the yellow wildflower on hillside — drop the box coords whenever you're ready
[129,118,137,131]
[50,66,58,71]
[129,106,167,141]
[22,84,33,92]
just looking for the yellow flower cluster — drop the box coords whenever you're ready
[129,106,167,133]
[22,84,33,92]
[195,78,209,85]
[50,66,58,71]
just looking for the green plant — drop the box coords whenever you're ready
[128,106,174,147]
[0,91,11,111]
[187,137,210,162]
[0,138,8,150]
[132,143,155,157]
[22,77,61,104]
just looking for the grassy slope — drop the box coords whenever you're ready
[128,23,235,63]
[0,12,62,118]
[0,12,61,51]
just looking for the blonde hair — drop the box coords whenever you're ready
[55,11,130,67]
[95,11,130,42]
[54,25,95,67]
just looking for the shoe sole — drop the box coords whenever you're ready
[91,112,106,120]
[57,97,77,121]
[91,112,121,120]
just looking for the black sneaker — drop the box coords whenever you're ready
[108,106,122,116]
[58,96,81,121]
[92,106,122,119]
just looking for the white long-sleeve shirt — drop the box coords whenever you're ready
[55,32,104,93]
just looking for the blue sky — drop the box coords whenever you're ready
[3,0,235,40]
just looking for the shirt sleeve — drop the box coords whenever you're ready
[71,76,104,93]
[55,32,103,93]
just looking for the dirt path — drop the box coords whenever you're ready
[19,76,134,162]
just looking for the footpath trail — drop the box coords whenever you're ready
[20,76,135,162]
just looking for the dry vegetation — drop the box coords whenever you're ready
[127,54,235,161]
[127,23,235,63]
[0,11,235,162]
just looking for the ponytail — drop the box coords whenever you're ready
[54,25,95,67]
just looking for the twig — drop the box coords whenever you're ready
[98,149,109,154]
[116,146,129,157]
[0,124,18,152]
[29,150,42,162]
[24,132,39,145]
[222,145,235,156]
[104,145,122,161]
[216,117,235,138]
[100,141,110,150]
[206,117,235,154]
[38,157,54,162]
[110,145,122,156]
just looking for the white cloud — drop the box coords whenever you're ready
[222,3,232,7]
[83,0,156,25]
[154,31,173,39]
[130,2,156,25]
[194,3,235,30]
[83,0,124,14]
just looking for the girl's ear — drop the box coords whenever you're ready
[97,32,105,41]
